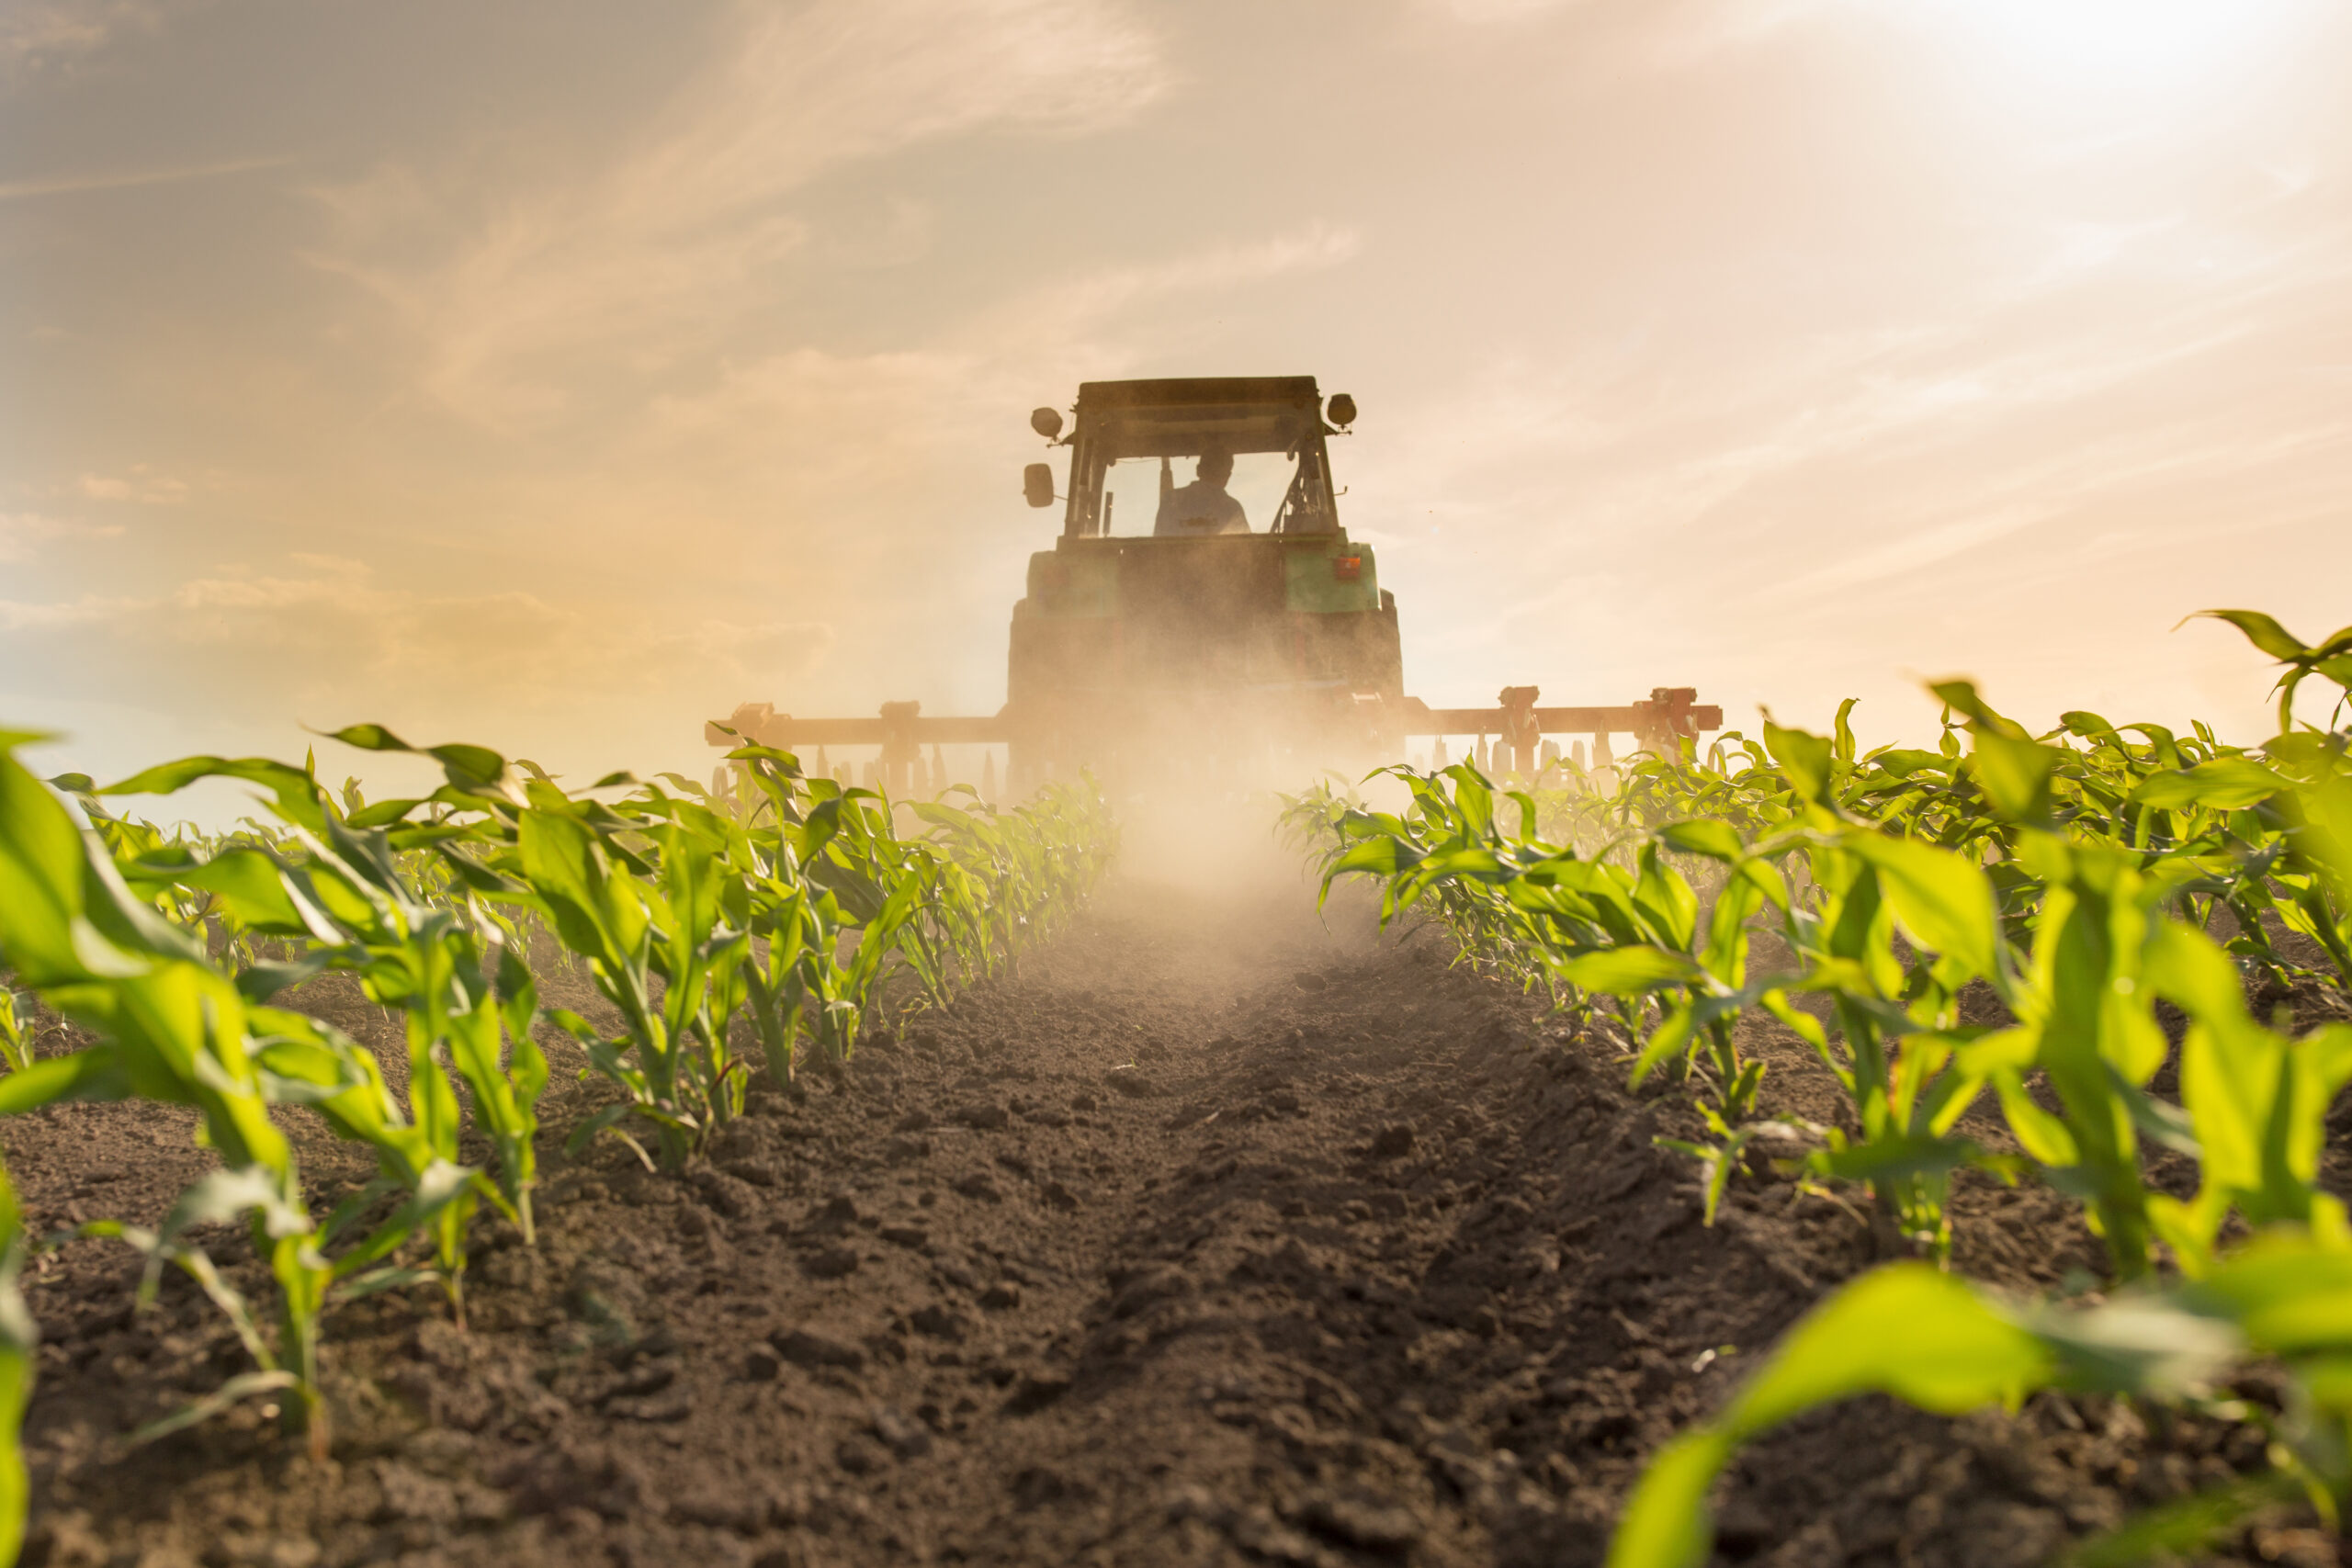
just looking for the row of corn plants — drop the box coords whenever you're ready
[1287,611,2352,1563]
[0,726,1114,1563]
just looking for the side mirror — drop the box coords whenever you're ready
[1030,407,1065,441]
[1326,393,1357,428]
[1023,463,1056,508]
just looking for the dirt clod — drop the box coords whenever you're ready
[908,1304,966,1341]
[801,1247,860,1280]
[770,1329,865,1371]
[1296,1489,1421,1553]
[869,1404,933,1460]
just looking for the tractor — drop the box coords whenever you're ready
[711,376,1720,795]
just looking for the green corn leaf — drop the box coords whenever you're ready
[1808,1133,1980,1186]
[2023,1295,2243,1400]
[344,797,430,829]
[0,750,129,985]
[1968,728,2061,823]
[1928,679,2029,739]
[328,1160,486,1280]
[1606,1428,1731,1568]
[1558,945,1704,994]
[1724,1265,2050,1429]
[158,1166,311,1248]
[1632,843,1699,950]
[322,725,507,794]
[1762,719,1833,806]
[1841,833,1999,977]
[1870,748,1950,780]
[2183,1233,2352,1356]
[2129,757,2287,812]
[234,953,334,1006]
[2059,710,2117,740]
[153,848,314,935]
[2290,771,2352,907]
[97,755,331,834]
[1832,697,1860,764]
[2190,608,2309,663]
[0,1047,131,1113]
[1627,1002,1702,1088]
[1610,1265,2050,1568]
[1659,818,1744,861]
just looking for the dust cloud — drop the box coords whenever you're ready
[1111,788,1315,901]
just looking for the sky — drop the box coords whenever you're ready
[4,0,2350,805]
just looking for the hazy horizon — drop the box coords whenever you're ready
[6,0,2350,812]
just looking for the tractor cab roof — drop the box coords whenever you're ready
[1076,375,1321,408]
[1072,377,1326,462]
[1045,375,1349,540]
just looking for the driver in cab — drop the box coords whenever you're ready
[1154,447,1249,536]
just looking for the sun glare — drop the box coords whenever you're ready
[1925,0,2317,98]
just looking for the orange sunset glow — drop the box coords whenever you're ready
[4,0,2349,792]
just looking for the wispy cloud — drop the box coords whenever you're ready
[610,220,1363,520]
[77,466,191,504]
[0,153,291,202]
[0,512,124,563]
[628,344,985,501]
[0,0,194,82]
[1351,184,2352,700]
[311,0,1166,428]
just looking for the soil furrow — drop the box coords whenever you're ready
[13,874,2290,1567]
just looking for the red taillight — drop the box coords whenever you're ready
[1332,555,1362,582]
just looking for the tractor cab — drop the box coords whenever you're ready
[1009,378,1402,780]
[1027,376,1348,539]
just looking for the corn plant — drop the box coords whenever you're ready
[0,996,35,1077]
[0,1165,30,1568]
[1304,611,2352,1271]
[1274,609,2352,1560]
[0,733,342,1450]
[1308,750,2002,1247]
[1610,915,2352,1566]
[1306,762,1773,1117]
[0,730,539,1452]
[0,711,1115,1548]
[310,726,1117,1167]
[92,739,550,1312]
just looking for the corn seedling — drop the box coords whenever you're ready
[0,715,1114,1551]
[1284,613,2352,1561]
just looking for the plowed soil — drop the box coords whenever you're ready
[11,866,2341,1568]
